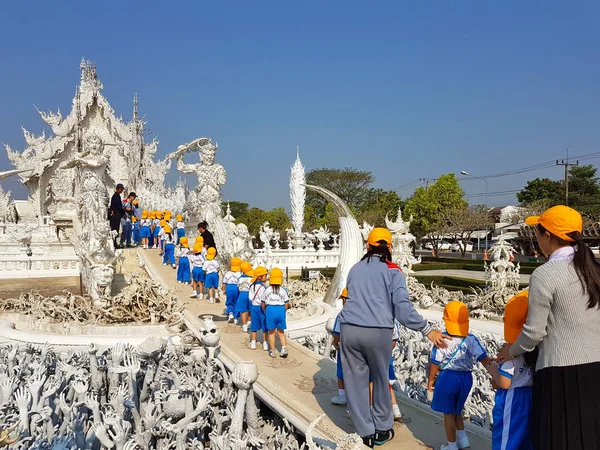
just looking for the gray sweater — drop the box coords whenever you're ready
[510,259,600,370]
[339,258,433,335]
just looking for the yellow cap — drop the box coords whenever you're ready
[193,243,203,253]
[149,211,156,219]
[176,214,183,222]
[241,261,253,276]
[164,225,172,234]
[133,199,139,206]
[251,266,268,283]
[504,291,529,344]
[195,236,204,247]
[367,227,392,247]
[141,210,148,219]
[160,219,166,227]
[270,267,283,285]
[443,301,469,337]
[132,216,137,222]
[180,237,188,248]
[340,288,348,299]
[230,257,242,272]
[525,205,582,242]
[207,247,217,260]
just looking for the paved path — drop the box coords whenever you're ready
[139,248,492,450]
[416,269,530,284]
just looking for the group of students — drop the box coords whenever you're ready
[221,260,291,358]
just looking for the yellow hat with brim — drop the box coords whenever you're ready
[270,267,283,285]
[132,216,137,222]
[367,227,392,247]
[230,257,242,272]
[504,291,529,344]
[164,225,172,234]
[251,266,268,283]
[241,261,253,276]
[525,205,582,242]
[193,243,203,253]
[176,214,183,222]
[207,247,217,260]
[443,301,469,337]
[180,237,188,248]
[160,220,166,227]
[195,236,204,247]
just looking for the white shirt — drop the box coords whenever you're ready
[223,270,241,285]
[176,247,189,258]
[248,283,266,307]
[262,285,289,306]
[177,221,185,229]
[163,233,174,245]
[203,259,220,274]
[158,228,165,240]
[153,219,160,226]
[238,275,252,292]
[498,354,534,389]
[548,245,575,262]
[431,334,487,372]
[189,252,206,269]
[141,218,151,227]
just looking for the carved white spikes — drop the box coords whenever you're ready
[290,147,306,236]
[21,126,47,147]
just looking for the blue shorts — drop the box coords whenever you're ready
[153,226,161,237]
[431,370,473,415]
[140,226,151,238]
[265,305,287,331]
[337,351,344,381]
[250,305,267,332]
[205,272,219,289]
[236,291,250,314]
[192,267,205,282]
[492,386,533,450]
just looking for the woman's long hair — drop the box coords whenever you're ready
[361,240,392,263]
[539,224,600,309]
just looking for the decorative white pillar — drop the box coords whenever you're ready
[289,146,306,250]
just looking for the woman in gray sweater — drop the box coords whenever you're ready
[497,205,600,450]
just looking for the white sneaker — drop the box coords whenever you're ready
[263,341,269,351]
[250,340,256,350]
[330,394,347,405]
[234,318,239,325]
[440,444,458,450]
[190,291,197,298]
[392,404,402,420]
[280,346,288,358]
[199,294,203,300]
[242,324,248,332]
[172,264,176,269]
[228,313,234,323]
[208,298,214,304]
[177,280,181,284]
[457,436,470,449]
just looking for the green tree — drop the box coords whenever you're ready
[404,173,467,255]
[235,207,269,240]
[567,165,600,217]
[516,178,562,206]
[266,207,292,237]
[306,168,375,216]
[357,188,404,227]
[222,201,249,219]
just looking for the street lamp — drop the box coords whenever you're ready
[460,171,489,252]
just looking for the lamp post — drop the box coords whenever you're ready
[461,171,489,252]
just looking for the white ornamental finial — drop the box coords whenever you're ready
[290,147,306,237]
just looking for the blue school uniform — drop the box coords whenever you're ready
[189,252,206,282]
[203,259,220,289]
[162,234,175,265]
[176,247,191,283]
[176,221,185,244]
[153,220,161,237]
[248,282,267,333]
[235,274,252,318]
[263,285,289,331]
[223,270,241,315]
[492,355,534,450]
[430,334,487,415]
[140,218,151,238]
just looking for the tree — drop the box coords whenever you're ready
[235,206,291,247]
[306,168,375,216]
[357,188,404,227]
[404,173,467,256]
[222,201,249,219]
[516,178,562,206]
[442,205,493,257]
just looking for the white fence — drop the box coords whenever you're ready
[254,248,340,270]
[0,256,80,279]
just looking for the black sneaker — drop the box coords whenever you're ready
[362,435,375,448]
[374,429,395,445]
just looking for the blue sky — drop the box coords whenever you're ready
[1,1,599,211]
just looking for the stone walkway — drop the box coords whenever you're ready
[416,269,530,284]
[138,248,492,449]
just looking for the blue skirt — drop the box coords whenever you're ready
[177,256,191,283]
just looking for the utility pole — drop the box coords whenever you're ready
[556,148,578,206]
[419,178,437,190]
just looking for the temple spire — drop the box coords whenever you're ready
[133,93,138,121]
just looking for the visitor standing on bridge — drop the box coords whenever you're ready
[198,221,216,251]
[497,205,600,450]
[339,227,450,448]
[109,183,126,248]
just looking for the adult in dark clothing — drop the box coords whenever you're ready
[197,221,216,249]
[109,183,125,248]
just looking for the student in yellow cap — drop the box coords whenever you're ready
[248,266,268,351]
[261,267,290,358]
[157,219,167,254]
[152,211,163,249]
[428,301,491,450]
[162,225,176,268]
[147,211,156,248]
[189,239,206,299]
[487,291,535,450]
[497,205,600,449]
[140,210,151,249]
[202,247,220,303]
[175,213,186,245]
[222,257,242,323]
[176,237,191,284]
[236,262,254,331]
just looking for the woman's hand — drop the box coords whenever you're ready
[426,330,452,349]
[496,343,514,364]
